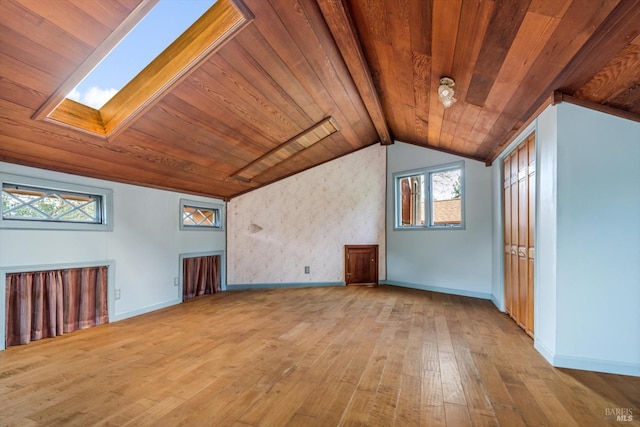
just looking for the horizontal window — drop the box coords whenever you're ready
[0,174,113,231]
[394,161,465,230]
[180,199,224,231]
[3,184,102,223]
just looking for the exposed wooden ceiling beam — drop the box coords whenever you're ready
[555,0,640,94]
[316,0,393,145]
[3,0,639,199]
[554,91,640,123]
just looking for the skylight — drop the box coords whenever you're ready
[67,0,216,109]
[38,0,251,137]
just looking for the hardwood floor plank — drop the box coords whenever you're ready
[340,389,376,426]
[395,373,422,427]
[439,351,467,406]
[365,345,404,425]
[524,376,581,426]
[1,286,638,426]
[455,348,494,417]
[444,402,472,426]
[503,381,552,426]
[121,396,185,427]
[314,381,358,426]
[491,403,527,427]
[471,352,515,406]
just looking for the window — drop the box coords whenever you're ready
[68,0,216,109]
[394,161,464,230]
[0,174,113,231]
[37,0,251,136]
[180,199,224,231]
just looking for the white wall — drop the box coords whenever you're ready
[497,103,640,376]
[534,106,559,361]
[227,144,386,287]
[1,162,226,347]
[386,142,493,299]
[553,103,640,375]
[490,162,505,310]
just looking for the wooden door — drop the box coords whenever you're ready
[503,152,513,317]
[527,139,536,336]
[345,245,378,286]
[510,151,519,321]
[503,133,535,337]
[517,142,528,332]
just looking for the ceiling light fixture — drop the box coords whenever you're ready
[438,77,457,108]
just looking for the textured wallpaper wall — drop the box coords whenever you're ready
[227,144,386,285]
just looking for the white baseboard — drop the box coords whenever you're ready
[534,339,555,365]
[227,281,345,290]
[535,339,639,377]
[552,354,640,377]
[112,298,181,322]
[491,294,505,312]
[381,280,492,300]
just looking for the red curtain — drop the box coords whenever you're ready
[183,255,220,301]
[5,266,108,347]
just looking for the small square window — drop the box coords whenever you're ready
[180,199,224,231]
[394,161,464,230]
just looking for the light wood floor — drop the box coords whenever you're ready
[1,286,638,426]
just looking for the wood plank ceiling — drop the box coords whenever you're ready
[337,0,640,162]
[1,0,639,199]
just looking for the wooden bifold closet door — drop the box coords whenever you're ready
[503,132,535,337]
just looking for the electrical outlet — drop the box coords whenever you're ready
[174,277,179,286]
[304,266,310,274]
[115,289,121,300]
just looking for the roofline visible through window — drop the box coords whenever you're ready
[32,0,253,139]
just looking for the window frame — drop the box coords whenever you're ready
[393,161,465,231]
[179,199,225,231]
[36,0,252,138]
[0,173,113,231]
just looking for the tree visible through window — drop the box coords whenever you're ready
[2,184,102,224]
[431,168,462,226]
[395,162,464,229]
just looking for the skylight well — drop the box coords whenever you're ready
[35,0,252,137]
[68,0,216,109]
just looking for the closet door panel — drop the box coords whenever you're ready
[510,153,519,321]
[517,143,529,331]
[504,155,513,315]
[503,132,535,337]
[527,135,536,336]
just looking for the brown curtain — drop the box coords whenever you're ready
[183,255,220,301]
[5,266,109,347]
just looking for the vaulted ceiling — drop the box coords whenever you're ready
[1,0,639,200]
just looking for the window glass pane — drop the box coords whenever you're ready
[398,174,425,227]
[182,205,219,228]
[430,168,461,226]
[67,0,215,109]
[2,184,102,224]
